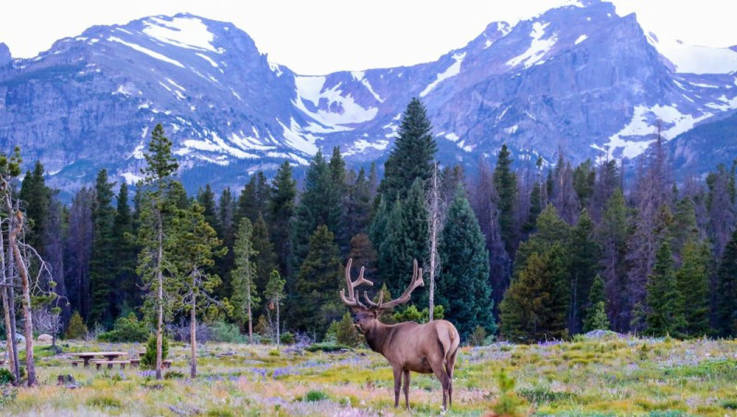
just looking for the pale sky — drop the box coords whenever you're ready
[1,0,736,74]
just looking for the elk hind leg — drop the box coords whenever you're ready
[446,348,458,407]
[430,360,450,410]
[392,366,402,408]
[402,369,410,409]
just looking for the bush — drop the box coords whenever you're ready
[469,326,488,346]
[306,342,350,352]
[0,368,14,385]
[492,368,528,417]
[392,304,445,323]
[280,332,295,345]
[86,395,122,408]
[141,334,169,369]
[335,312,363,347]
[304,390,328,402]
[64,311,87,339]
[209,321,246,343]
[98,313,149,342]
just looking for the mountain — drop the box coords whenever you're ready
[1,0,736,194]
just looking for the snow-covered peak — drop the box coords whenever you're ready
[646,32,737,74]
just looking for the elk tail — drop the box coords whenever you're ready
[437,324,460,363]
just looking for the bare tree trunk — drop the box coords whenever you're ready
[10,214,35,386]
[275,294,280,347]
[428,162,440,322]
[247,291,253,344]
[7,253,20,382]
[1,226,18,381]
[190,295,197,378]
[155,212,163,380]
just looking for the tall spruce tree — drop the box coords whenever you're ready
[378,98,437,201]
[252,214,277,297]
[267,161,296,276]
[675,240,711,337]
[291,151,342,271]
[231,217,259,342]
[197,184,220,235]
[567,210,600,334]
[645,240,683,336]
[236,172,269,224]
[493,145,518,256]
[112,182,139,312]
[292,225,343,337]
[437,187,494,339]
[89,169,117,327]
[716,227,737,336]
[19,160,50,251]
[216,187,236,298]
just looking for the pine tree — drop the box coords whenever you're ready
[583,274,609,332]
[264,269,285,346]
[567,210,600,334]
[136,123,179,380]
[216,187,236,297]
[292,225,343,336]
[89,169,117,327]
[252,214,277,296]
[348,233,378,291]
[344,168,372,242]
[328,147,348,252]
[514,204,570,272]
[19,160,50,251]
[493,145,518,256]
[573,160,596,209]
[197,184,220,235]
[675,240,711,337]
[236,172,269,224]
[112,182,139,312]
[499,244,570,342]
[267,161,296,276]
[670,197,699,257]
[378,98,437,201]
[645,240,682,336]
[170,201,225,377]
[291,151,343,271]
[65,187,94,318]
[231,218,260,343]
[716,227,737,336]
[437,187,494,339]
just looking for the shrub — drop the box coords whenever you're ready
[98,313,149,342]
[335,312,363,347]
[64,311,88,339]
[304,390,328,402]
[306,342,350,352]
[469,326,488,346]
[0,368,14,385]
[141,334,169,369]
[392,305,445,323]
[164,371,185,379]
[280,331,295,345]
[209,321,246,343]
[491,368,528,417]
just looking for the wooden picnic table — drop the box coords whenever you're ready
[72,352,127,368]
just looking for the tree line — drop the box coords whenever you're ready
[3,97,737,381]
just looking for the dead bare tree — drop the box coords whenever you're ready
[426,162,445,321]
[340,259,460,411]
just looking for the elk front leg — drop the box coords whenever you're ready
[402,369,410,409]
[392,366,402,407]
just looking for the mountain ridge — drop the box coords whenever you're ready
[1,1,736,194]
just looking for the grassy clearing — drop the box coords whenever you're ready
[1,335,736,416]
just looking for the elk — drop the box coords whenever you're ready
[340,258,460,410]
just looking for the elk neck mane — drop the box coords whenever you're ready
[363,320,419,354]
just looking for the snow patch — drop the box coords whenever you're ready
[506,22,557,69]
[108,36,184,68]
[344,139,390,156]
[444,133,460,142]
[277,118,320,155]
[601,105,713,160]
[293,76,378,128]
[574,34,588,45]
[143,16,222,53]
[121,172,144,184]
[504,125,519,134]
[352,71,384,103]
[647,35,737,74]
[420,52,466,97]
[196,53,218,68]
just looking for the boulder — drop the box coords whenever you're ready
[37,333,53,343]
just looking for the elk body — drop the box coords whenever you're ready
[341,259,460,410]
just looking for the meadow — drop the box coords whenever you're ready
[2,333,737,417]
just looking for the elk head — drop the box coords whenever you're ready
[340,258,424,333]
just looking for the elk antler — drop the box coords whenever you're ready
[365,259,424,311]
[340,258,373,308]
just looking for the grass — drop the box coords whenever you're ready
[0,335,736,416]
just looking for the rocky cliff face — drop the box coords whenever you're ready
[1,0,736,193]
